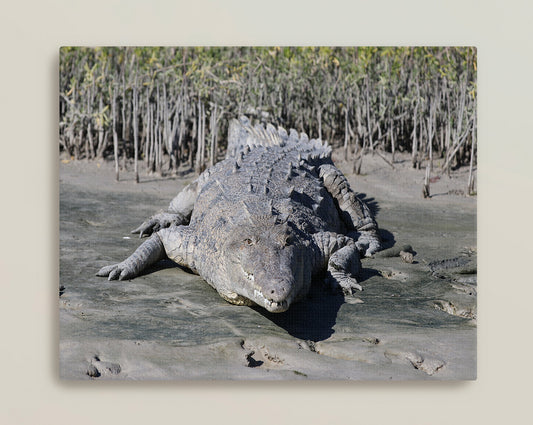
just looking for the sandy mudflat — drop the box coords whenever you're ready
[59,151,476,380]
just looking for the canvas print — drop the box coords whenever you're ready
[59,47,477,380]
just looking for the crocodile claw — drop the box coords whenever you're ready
[131,212,185,238]
[326,270,363,295]
[353,231,381,258]
[131,218,162,238]
[96,263,136,281]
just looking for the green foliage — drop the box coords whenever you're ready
[59,46,476,172]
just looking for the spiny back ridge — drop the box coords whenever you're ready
[226,116,331,159]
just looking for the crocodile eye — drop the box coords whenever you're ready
[244,238,253,245]
[284,235,294,246]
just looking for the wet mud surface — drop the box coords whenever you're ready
[59,158,476,380]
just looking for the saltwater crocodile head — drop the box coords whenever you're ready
[222,217,310,313]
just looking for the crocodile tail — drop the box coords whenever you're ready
[226,116,331,159]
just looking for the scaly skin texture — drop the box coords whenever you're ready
[97,117,381,312]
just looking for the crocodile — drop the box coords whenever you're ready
[97,116,381,312]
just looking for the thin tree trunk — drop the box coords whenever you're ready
[412,80,420,169]
[365,77,373,152]
[84,85,92,160]
[84,123,89,160]
[75,126,82,160]
[201,102,206,170]
[317,104,322,140]
[121,77,127,141]
[467,112,476,195]
[195,100,200,172]
[148,104,155,173]
[112,86,119,181]
[95,96,106,159]
[423,164,430,198]
[427,94,436,171]
[194,100,207,173]
[156,86,163,176]
[189,110,196,168]
[87,122,95,160]
[445,111,451,176]
[390,118,396,163]
[133,81,139,183]
[146,106,151,170]
[210,103,217,167]
[439,126,444,158]
[344,105,349,161]
[144,90,151,168]
[176,99,186,172]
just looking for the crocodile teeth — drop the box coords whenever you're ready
[241,265,255,282]
[253,289,288,311]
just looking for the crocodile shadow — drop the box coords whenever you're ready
[255,265,381,342]
[136,258,181,277]
[356,192,380,217]
[379,228,396,250]
[254,286,345,342]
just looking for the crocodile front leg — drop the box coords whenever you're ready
[312,231,362,294]
[131,211,189,238]
[96,234,166,281]
[157,226,198,274]
[318,163,381,257]
[132,180,198,237]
